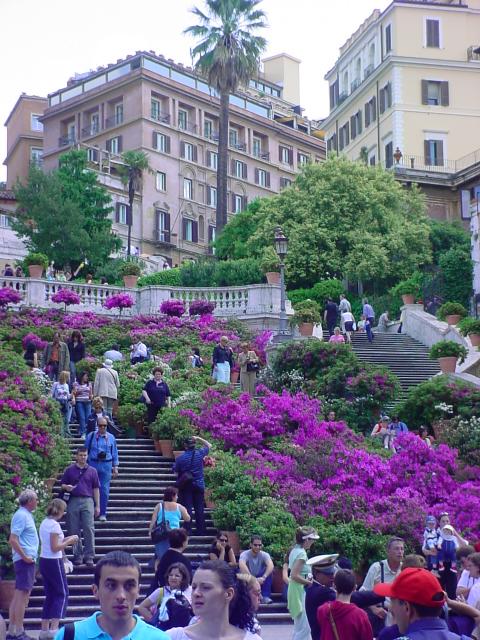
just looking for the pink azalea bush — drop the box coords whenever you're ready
[188,299,215,316]
[51,288,81,309]
[0,287,22,308]
[21,332,47,350]
[160,299,186,317]
[103,293,134,313]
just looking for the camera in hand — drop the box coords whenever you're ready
[97,451,107,460]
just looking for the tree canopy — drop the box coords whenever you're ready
[215,156,433,289]
[13,149,121,271]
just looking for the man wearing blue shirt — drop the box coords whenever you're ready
[54,551,168,640]
[7,489,39,640]
[86,418,119,523]
[374,567,465,639]
[174,435,211,536]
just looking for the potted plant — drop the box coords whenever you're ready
[429,340,468,374]
[458,317,480,347]
[392,278,421,305]
[24,252,49,278]
[230,363,240,384]
[116,403,146,438]
[260,247,281,285]
[437,302,468,326]
[120,261,142,288]
[0,555,15,610]
[291,300,321,337]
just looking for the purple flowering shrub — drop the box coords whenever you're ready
[51,288,81,309]
[21,332,47,350]
[160,299,186,317]
[103,293,135,313]
[188,299,215,316]
[345,366,400,406]
[0,287,22,308]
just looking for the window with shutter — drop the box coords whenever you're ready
[345,123,350,146]
[356,110,362,135]
[386,83,392,109]
[424,139,444,166]
[371,97,376,121]
[266,172,270,188]
[440,82,449,106]
[385,142,393,169]
[350,116,356,140]
[242,162,247,180]
[365,102,370,127]
[385,24,392,53]
[379,88,386,114]
[192,221,198,243]
[426,19,440,48]
[255,168,259,184]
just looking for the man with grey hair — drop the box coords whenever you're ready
[7,489,39,640]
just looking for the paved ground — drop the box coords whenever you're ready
[261,624,294,639]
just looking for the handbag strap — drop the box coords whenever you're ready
[328,604,341,640]
[161,501,166,525]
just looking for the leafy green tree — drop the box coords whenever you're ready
[118,150,152,257]
[438,246,472,306]
[216,156,432,289]
[428,219,470,264]
[13,150,120,271]
[185,0,267,233]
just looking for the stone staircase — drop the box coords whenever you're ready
[24,431,289,630]
[351,332,440,406]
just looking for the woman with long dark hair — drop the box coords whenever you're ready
[67,330,85,384]
[166,559,260,639]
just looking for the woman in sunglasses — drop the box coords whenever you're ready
[209,531,237,567]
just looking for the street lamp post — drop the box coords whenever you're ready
[274,226,290,340]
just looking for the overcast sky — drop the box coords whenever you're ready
[0,0,390,182]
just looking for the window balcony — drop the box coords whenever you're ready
[350,78,360,92]
[81,125,101,138]
[105,115,124,129]
[229,142,247,152]
[178,121,198,134]
[338,91,348,104]
[364,64,374,80]
[58,135,75,147]
[151,110,171,124]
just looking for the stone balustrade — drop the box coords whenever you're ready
[0,277,292,330]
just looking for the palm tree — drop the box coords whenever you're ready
[118,151,152,257]
[185,0,267,234]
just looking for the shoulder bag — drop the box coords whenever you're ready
[328,603,341,640]
[176,450,195,489]
[151,501,171,543]
[246,361,260,373]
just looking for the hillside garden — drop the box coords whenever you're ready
[1,301,480,576]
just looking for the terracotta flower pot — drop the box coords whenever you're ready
[445,314,462,326]
[153,440,163,453]
[469,333,480,347]
[0,579,15,610]
[159,439,174,458]
[225,530,241,556]
[265,272,280,285]
[401,294,415,305]
[438,356,457,374]
[230,370,240,384]
[45,477,57,491]
[123,275,138,288]
[299,322,314,337]
[272,566,286,594]
[204,488,215,509]
[28,264,44,278]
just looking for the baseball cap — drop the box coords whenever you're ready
[374,568,445,607]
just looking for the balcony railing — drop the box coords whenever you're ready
[151,110,171,124]
[81,125,101,138]
[364,64,374,80]
[153,229,173,245]
[178,121,198,134]
[350,78,360,92]
[105,115,123,129]
[338,91,348,104]
[58,135,76,147]
[388,154,456,174]
[204,132,219,142]
[229,142,247,152]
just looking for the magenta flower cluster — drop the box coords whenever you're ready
[0,287,22,308]
[103,293,135,310]
[51,289,81,306]
[188,299,215,316]
[160,299,186,317]
[21,332,47,350]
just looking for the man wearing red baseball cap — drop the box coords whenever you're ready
[374,567,467,639]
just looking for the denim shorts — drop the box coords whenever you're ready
[14,559,36,591]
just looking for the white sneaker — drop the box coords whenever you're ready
[99,515,107,522]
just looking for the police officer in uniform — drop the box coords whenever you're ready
[305,554,339,640]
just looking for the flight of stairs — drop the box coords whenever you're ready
[351,332,441,406]
[23,431,289,630]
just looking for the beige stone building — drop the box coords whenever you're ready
[322,0,480,222]
[21,51,324,267]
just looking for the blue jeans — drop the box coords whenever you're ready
[76,401,91,436]
[250,569,272,599]
[89,460,112,516]
[69,361,77,385]
[366,323,374,343]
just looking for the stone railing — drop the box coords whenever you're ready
[402,304,480,378]
[0,277,291,329]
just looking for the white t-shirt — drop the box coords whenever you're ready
[458,569,480,591]
[167,629,260,640]
[39,517,64,559]
[467,579,480,607]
